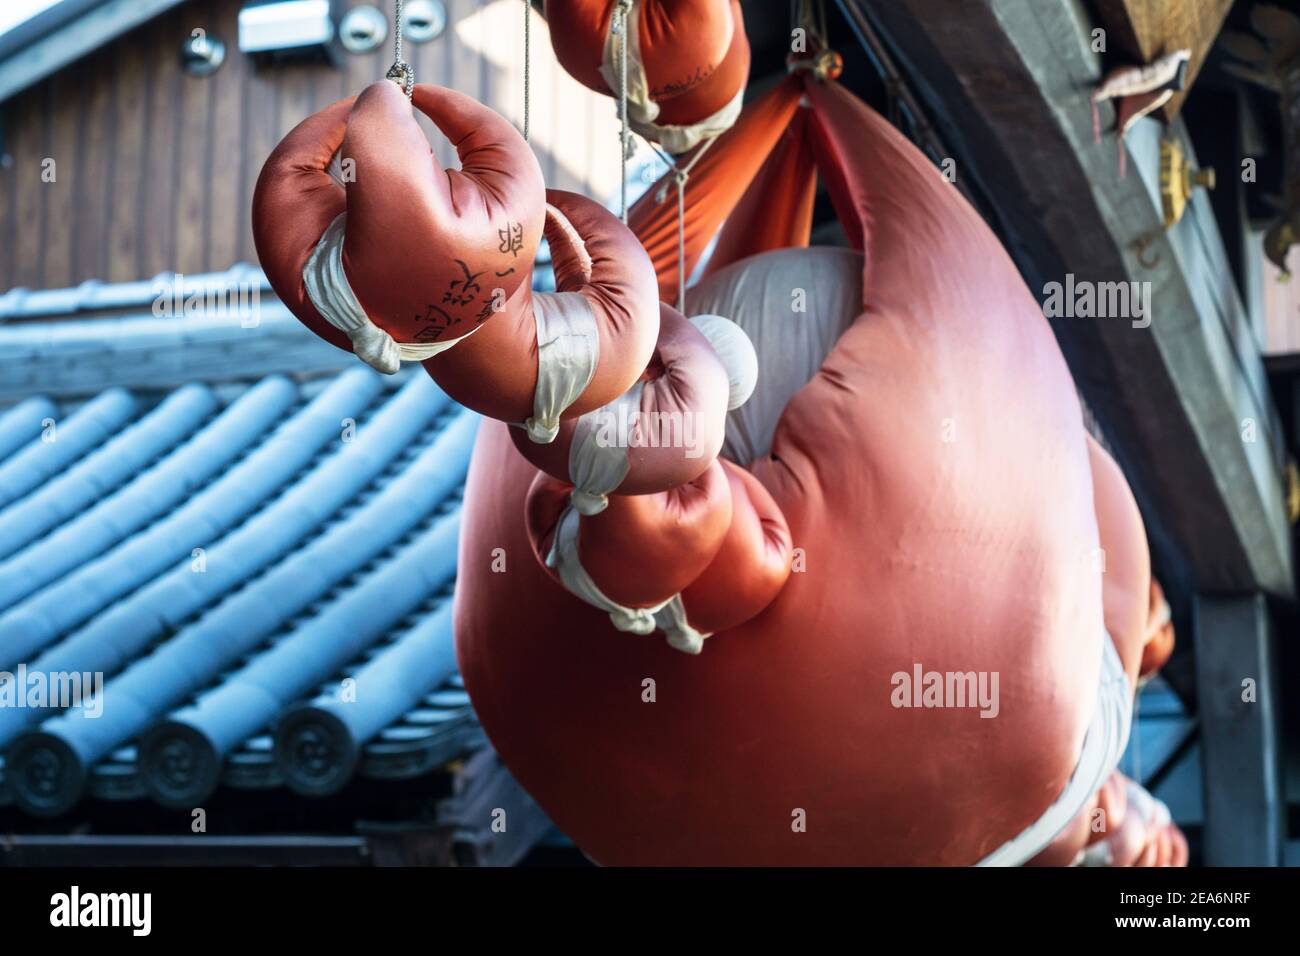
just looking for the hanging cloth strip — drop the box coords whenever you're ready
[544,504,659,634]
[565,382,642,514]
[519,290,601,443]
[303,214,482,374]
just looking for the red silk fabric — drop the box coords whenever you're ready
[456,75,1110,864]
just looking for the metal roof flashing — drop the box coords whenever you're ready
[0,0,192,106]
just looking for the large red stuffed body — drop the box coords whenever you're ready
[455,79,1110,865]
[1024,438,1189,865]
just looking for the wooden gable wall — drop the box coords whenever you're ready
[0,0,629,293]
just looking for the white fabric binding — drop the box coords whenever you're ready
[303,213,481,374]
[638,88,744,155]
[523,291,601,444]
[567,381,642,515]
[546,505,672,636]
[545,505,705,655]
[600,0,655,128]
[598,0,742,154]
[975,633,1133,867]
[653,595,710,655]
[685,248,864,465]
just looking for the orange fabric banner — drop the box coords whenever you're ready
[703,106,818,279]
[628,76,803,305]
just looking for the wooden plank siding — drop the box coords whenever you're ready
[107,29,151,283]
[0,0,630,295]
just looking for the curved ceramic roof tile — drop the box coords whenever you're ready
[0,388,137,509]
[0,396,57,460]
[0,368,381,672]
[0,384,217,562]
[275,599,460,797]
[4,410,477,787]
[0,378,453,718]
[137,511,462,807]
[0,376,297,612]
[0,272,533,818]
[63,375,454,657]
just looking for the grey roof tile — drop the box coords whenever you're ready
[0,275,484,819]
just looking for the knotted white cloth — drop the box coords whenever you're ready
[303,213,480,374]
[545,504,672,636]
[524,291,600,443]
[566,382,642,515]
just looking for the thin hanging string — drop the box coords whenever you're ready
[649,136,719,313]
[794,0,828,51]
[609,0,719,304]
[613,0,632,222]
[386,0,414,97]
[522,0,531,141]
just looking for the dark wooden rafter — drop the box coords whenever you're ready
[847,0,1293,607]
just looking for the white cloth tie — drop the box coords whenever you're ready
[974,633,1133,866]
[523,291,601,443]
[567,381,642,514]
[653,595,710,655]
[303,213,480,374]
[598,0,743,154]
[546,504,672,636]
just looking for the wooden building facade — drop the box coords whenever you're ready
[0,0,628,293]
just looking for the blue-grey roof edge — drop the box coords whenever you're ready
[0,0,191,105]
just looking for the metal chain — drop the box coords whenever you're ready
[523,0,531,141]
[386,0,415,98]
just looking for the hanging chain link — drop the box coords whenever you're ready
[386,0,415,98]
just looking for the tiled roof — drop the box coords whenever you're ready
[0,299,486,819]
[0,263,270,323]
